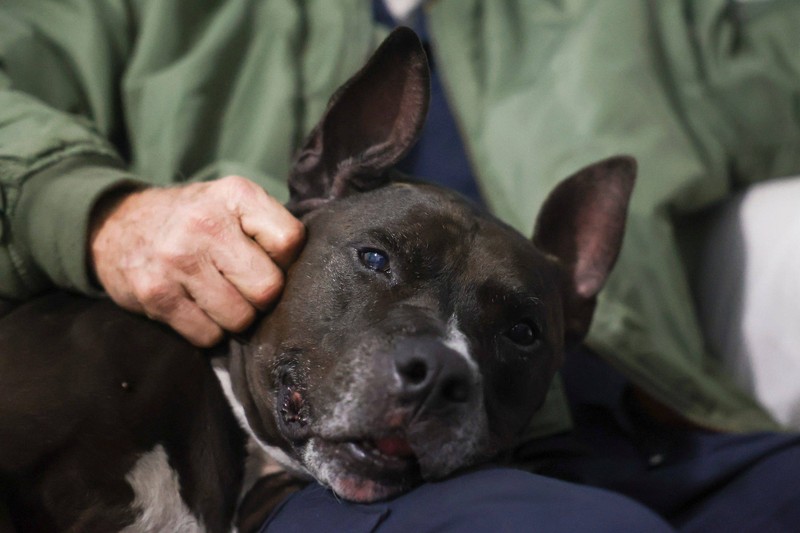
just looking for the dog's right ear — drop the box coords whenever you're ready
[287,27,430,216]
[532,156,636,346]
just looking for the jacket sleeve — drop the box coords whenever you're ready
[0,1,145,299]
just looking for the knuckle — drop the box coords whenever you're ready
[132,278,164,303]
[273,220,306,253]
[218,175,256,199]
[156,242,201,275]
[184,211,227,238]
[214,176,260,219]
[219,174,251,188]
[173,254,201,275]
[134,279,178,313]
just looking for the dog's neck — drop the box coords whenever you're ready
[211,357,310,503]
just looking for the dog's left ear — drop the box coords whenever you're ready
[287,27,430,216]
[532,156,636,345]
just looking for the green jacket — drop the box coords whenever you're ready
[2,0,799,436]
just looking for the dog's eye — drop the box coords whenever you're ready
[359,249,391,273]
[505,321,540,347]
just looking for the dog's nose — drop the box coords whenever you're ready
[393,337,474,410]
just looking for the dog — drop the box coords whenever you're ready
[0,28,635,532]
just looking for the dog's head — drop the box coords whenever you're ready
[232,28,635,502]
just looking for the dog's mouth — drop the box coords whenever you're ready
[305,432,423,502]
[342,434,419,474]
[270,358,491,501]
[275,372,423,500]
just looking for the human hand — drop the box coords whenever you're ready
[89,176,305,347]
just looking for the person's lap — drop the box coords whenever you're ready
[528,348,800,532]
[673,435,800,532]
[262,430,800,533]
[261,467,674,533]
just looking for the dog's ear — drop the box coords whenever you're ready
[532,156,636,345]
[287,27,430,216]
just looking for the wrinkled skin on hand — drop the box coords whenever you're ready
[90,175,305,347]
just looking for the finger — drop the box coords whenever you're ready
[211,233,286,310]
[238,189,306,270]
[144,290,224,347]
[183,265,258,332]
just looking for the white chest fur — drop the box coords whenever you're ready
[121,444,206,533]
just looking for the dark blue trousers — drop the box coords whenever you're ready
[261,467,674,533]
[524,348,800,533]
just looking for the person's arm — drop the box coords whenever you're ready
[0,1,305,346]
[0,1,141,299]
